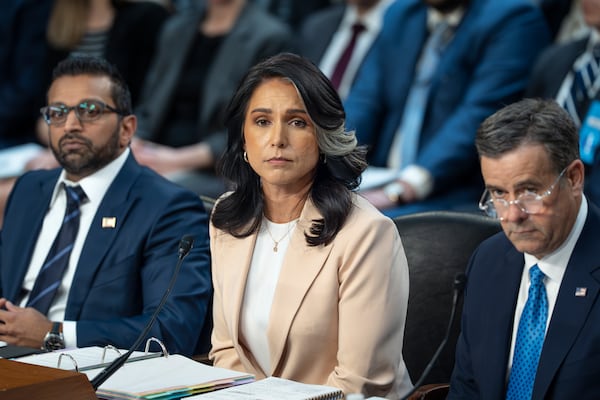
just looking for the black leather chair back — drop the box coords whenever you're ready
[394,211,502,385]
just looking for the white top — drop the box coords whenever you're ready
[507,196,588,372]
[19,148,130,348]
[240,217,297,374]
[319,0,394,100]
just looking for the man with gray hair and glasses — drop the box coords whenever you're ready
[448,98,600,399]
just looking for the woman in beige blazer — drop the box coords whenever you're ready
[209,53,412,398]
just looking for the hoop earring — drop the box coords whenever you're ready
[243,151,248,163]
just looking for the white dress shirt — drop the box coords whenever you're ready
[240,217,297,374]
[507,196,588,373]
[319,0,393,100]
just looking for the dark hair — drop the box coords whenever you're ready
[476,98,579,174]
[51,56,132,115]
[212,53,368,246]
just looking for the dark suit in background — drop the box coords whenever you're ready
[0,0,53,148]
[526,35,600,206]
[297,0,392,101]
[298,4,345,64]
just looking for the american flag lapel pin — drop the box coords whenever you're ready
[575,287,587,297]
[102,217,117,229]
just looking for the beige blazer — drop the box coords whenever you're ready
[209,194,412,398]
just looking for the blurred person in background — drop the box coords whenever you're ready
[346,0,551,217]
[132,0,294,199]
[297,0,394,101]
[526,0,600,206]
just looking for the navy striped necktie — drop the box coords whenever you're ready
[27,184,87,315]
[330,22,367,90]
[563,44,600,126]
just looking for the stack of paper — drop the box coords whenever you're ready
[83,354,254,399]
[188,376,344,400]
[0,143,44,179]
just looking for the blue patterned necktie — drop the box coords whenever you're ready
[387,21,453,169]
[506,264,548,400]
[27,184,87,315]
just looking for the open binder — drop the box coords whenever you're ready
[188,376,344,400]
[84,354,254,399]
[14,343,163,372]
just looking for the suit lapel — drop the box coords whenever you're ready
[4,174,58,301]
[64,155,141,319]
[218,222,262,373]
[533,207,600,397]
[267,199,333,375]
[480,247,524,398]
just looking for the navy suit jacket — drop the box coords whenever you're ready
[449,202,600,399]
[344,0,550,212]
[0,154,212,356]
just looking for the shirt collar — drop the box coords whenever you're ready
[427,5,465,31]
[50,147,130,208]
[524,196,588,283]
[588,30,600,50]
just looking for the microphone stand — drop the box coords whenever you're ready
[90,235,195,390]
[400,273,467,400]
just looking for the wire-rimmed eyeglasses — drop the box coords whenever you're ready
[479,167,567,219]
[40,99,126,126]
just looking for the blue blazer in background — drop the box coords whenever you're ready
[344,0,551,211]
[449,202,600,399]
[0,154,212,356]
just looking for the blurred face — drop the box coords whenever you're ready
[582,0,600,30]
[46,74,135,181]
[480,144,584,259]
[243,78,320,194]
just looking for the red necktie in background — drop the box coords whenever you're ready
[330,22,366,90]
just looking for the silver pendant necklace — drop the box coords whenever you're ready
[264,219,297,252]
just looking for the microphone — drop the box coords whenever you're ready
[90,234,195,390]
[400,272,467,400]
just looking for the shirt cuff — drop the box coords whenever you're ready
[63,320,77,349]
[399,165,434,200]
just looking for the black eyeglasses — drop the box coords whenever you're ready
[40,99,126,126]
[479,167,567,220]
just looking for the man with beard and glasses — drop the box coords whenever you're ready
[0,56,212,357]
